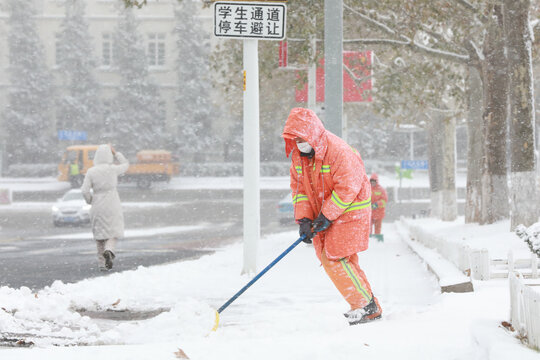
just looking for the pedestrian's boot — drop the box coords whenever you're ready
[376,234,384,242]
[103,250,115,270]
[343,296,382,325]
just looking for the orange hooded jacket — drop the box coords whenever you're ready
[282,108,372,261]
[370,173,388,221]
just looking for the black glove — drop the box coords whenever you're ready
[298,218,313,243]
[312,213,332,234]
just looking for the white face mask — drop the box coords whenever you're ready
[296,141,312,153]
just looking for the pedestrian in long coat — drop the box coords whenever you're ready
[81,144,129,271]
[282,107,382,325]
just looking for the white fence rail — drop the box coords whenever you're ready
[509,271,540,350]
[400,218,540,350]
[400,218,540,281]
[490,251,539,280]
[400,218,472,272]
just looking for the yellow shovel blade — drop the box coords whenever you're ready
[211,309,220,331]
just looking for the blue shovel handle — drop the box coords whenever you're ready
[217,234,306,314]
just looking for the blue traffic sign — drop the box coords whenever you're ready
[58,130,87,141]
[401,160,428,170]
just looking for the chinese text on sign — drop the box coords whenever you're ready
[214,2,286,40]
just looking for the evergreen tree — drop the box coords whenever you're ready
[109,7,164,154]
[56,0,101,139]
[174,0,216,161]
[4,0,55,164]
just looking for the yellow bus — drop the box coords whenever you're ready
[58,145,180,189]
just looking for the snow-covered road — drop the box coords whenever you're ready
[2,223,532,359]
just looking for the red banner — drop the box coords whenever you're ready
[295,51,372,103]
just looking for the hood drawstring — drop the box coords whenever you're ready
[294,170,300,221]
[321,171,325,216]
[293,155,325,221]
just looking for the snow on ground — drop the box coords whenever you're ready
[0,172,467,193]
[0,177,292,192]
[0,175,536,358]
[0,201,177,211]
[1,224,537,359]
[0,177,70,192]
[164,176,291,190]
[37,223,224,240]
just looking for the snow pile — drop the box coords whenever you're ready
[0,263,220,346]
[515,222,540,256]
[0,285,101,346]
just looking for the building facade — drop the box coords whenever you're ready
[0,0,214,167]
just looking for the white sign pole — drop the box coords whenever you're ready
[242,38,260,275]
[213,2,285,275]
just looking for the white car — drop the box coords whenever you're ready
[52,189,91,226]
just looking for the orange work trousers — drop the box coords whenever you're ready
[371,218,383,234]
[321,251,374,310]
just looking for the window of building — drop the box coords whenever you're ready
[102,33,113,67]
[148,33,165,67]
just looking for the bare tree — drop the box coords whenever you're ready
[343,1,515,224]
[504,0,538,228]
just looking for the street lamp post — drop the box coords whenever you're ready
[324,0,343,137]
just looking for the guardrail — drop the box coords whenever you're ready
[396,221,473,293]
[509,271,540,350]
[399,217,472,273]
[400,217,540,350]
[490,251,539,279]
[400,218,540,281]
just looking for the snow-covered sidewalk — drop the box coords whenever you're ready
[1,224,537,359]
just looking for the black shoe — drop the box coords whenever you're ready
[103,250,115,270]
[344,296,382,325]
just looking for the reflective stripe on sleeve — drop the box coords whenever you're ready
[331,190,352,209]
[293,194,309,204]
[343,197,371,213]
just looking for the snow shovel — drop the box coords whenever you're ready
[211,234,307,331]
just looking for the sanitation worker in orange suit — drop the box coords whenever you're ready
[282,107,382,325]
[370,173,388,242]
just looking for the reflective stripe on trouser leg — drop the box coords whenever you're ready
[321,251,373,310]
